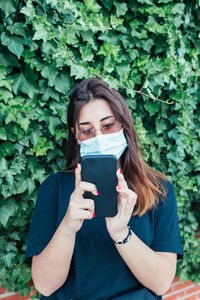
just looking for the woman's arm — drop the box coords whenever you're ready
[32,165,98,296]
[106,169,177,296]
[111,227,177,295]
[32,219,76,296]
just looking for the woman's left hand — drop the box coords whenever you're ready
[106,168,137,242]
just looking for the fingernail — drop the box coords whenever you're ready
[97,190,100,195]
[120,169,123,174]
[93,212,96,218]
[117,185,122,190]
[76,163,78,168]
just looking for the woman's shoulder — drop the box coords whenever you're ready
[159,178,175,195]
[159,178,174,192]
[156,178,177,209]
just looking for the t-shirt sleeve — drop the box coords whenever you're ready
[25,174,58,258]
[151,181,184,259]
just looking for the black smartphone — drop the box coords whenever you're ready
[81,155,118,217]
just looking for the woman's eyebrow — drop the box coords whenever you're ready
[79,115,114,126]
[100,115,114,122]
[78,121,91,126]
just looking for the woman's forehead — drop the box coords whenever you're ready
[78,99,114,123]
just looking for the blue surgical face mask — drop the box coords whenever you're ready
[80,129,128,159]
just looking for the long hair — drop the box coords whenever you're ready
[62,78,167,215]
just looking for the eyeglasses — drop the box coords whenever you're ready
[76,117,122,141]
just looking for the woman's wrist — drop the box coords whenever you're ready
[113,226,132,246]
[58,219,77,238]
[110,226,129,243]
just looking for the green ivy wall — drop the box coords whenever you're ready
[0,0,199,297]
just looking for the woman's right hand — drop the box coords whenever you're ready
[63,163,98,235]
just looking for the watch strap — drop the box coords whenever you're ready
[114,226,132,246]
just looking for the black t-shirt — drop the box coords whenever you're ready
[25,172,184,300]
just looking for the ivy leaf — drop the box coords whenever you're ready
[9,232,20,241]
[20,1,35,18]
[15,178,29,194]
[52,73,71,94]
[0,199,18,227]
[70,64,89,80]
[61,26,79,45]
[0,128,7,140]
[0,74,13,92]
[104,54,114,73]
[80,45,94,62]
[0,141,16,158]
[114,1,128,17]
[1,32,24,59]
[26,178,35,195]
[172,3,185,15]
[0,47,20,67]
[15,143,24,154]
[2,252,16,268]
[144,101,160,116]
[5,112,16,124]
[16,118,30,132]
[1,141,16,157]
[55,128,66,141]
[81,30,96,49]
[42,41,57,55]
[41,87,60,102]
[33,23,48,42]
[116,62,130,82]
[5,170,14,185]
[7,22,26,37]
[168,128,180,140]
[41,65,58,81]
[0,157,8,170]
[134,116,149,146]
[140,39,154,52]
[99,42,120,58]
[84,0,101,13]
[31,168,46,183]
[110,15,123,27]
[0,0,18,17]
[151,145,160,164]
[155,118,167,134]
[31,136,54,157]
[48,117,61,135]
[12,72,38,98]
[145,16,165,34]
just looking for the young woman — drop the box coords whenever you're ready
[26,78,184,299]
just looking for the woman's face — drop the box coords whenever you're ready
[75,99,116,144]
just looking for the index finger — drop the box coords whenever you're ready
[75,163,81,188]
[116,168,128,189]
[76,181,98,198]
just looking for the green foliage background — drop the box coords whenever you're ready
[0,0,199,297]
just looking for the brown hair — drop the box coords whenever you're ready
[62,78,167,215]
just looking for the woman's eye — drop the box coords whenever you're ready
[82,128,93,135]
[104,123,115,129]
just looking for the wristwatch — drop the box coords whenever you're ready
[113,226,132,246]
